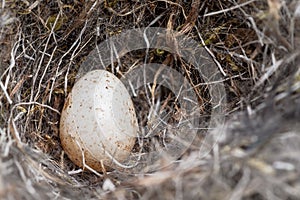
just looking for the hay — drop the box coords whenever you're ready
[1,0,300,199]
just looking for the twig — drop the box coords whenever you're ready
[75,140,103,177]
[0,80,12,104]
[254,53,283,89]
[203,0,257,17]
[194,26,227,77]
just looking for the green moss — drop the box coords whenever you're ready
[45,15,66,31]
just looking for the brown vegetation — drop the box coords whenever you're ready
[1,0,300,199]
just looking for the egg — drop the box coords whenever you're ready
[60,70,138,172]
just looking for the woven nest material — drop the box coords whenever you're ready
[1,0,300,199]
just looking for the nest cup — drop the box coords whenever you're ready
[60,70,138,172]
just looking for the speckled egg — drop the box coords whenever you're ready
[60,70,138,172]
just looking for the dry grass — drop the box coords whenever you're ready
[1,0,300,199]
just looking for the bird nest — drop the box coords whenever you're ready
[1,0,300,199]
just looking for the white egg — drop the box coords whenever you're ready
[60,70,138,172]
